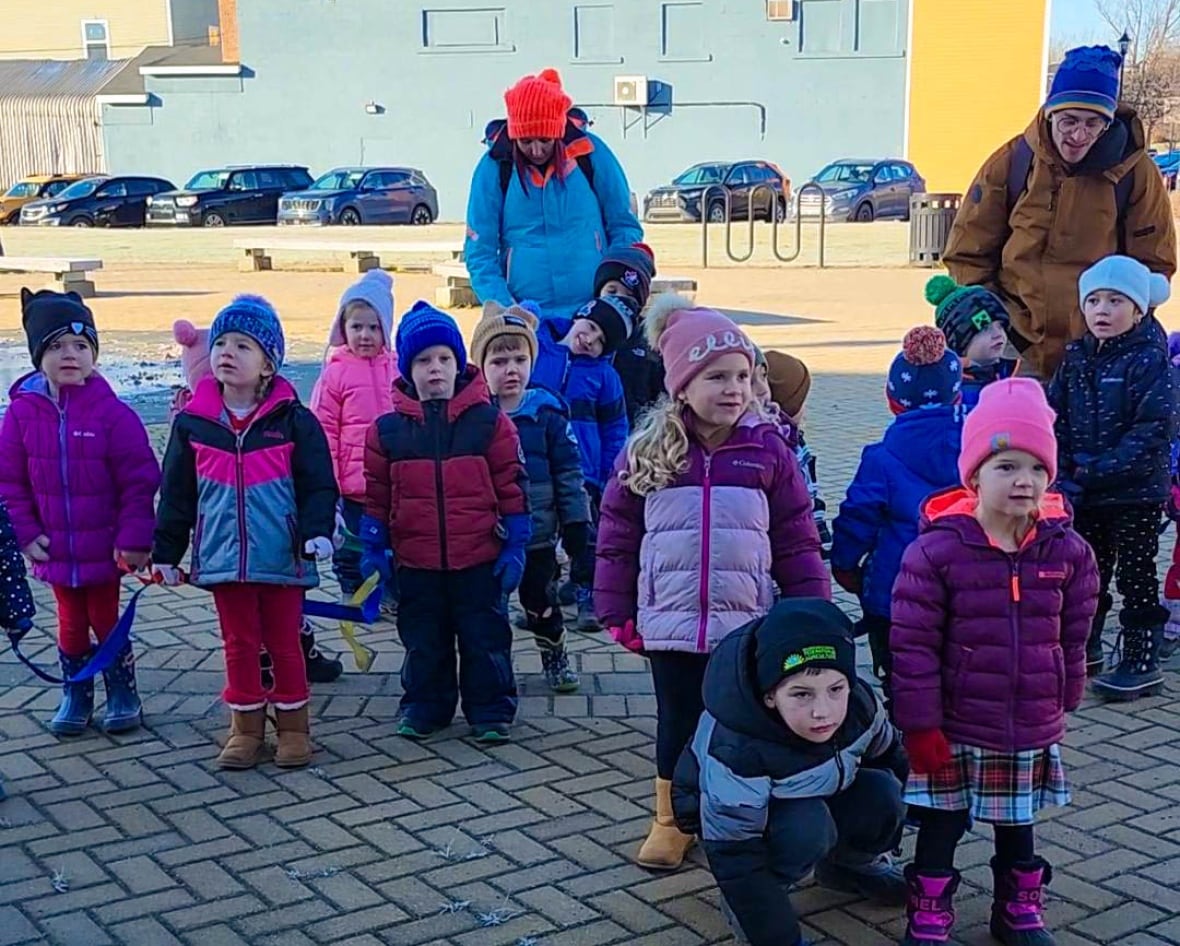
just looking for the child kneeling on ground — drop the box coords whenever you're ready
[672,597,909,946]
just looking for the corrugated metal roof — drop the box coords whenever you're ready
[0,58,131,100]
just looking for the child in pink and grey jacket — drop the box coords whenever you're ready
[594,294,828,873]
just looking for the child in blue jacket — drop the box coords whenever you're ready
[830,327,963,713]
[530,294,631,632]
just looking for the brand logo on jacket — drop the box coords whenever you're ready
[71,430,95,438]
[732,459,765,471]
[263,431,284,440]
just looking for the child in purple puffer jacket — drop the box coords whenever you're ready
[0,289,160,737]
[890,379,1098,946]
[594,294,828,873]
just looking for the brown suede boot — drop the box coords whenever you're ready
[216,709,266,770]
[273,705,313,768]
[636,777,695,870]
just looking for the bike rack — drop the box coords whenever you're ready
[700,181,827,269]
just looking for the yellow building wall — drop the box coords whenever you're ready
[0,1,170,61]
[908,0,1049,193]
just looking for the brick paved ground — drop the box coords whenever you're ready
[1,360,1178,945]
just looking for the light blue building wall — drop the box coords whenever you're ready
[103,0,909,220]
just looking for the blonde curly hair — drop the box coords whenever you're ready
[618,395,691,496]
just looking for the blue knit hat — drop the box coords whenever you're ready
[210,294,285,371]
[1046,46,1122,121]
[396,300,466,378]
[886,326,962,414]
[1079,254,1172,314]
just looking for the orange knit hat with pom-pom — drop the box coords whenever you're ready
[886,325,963,415]
[504,68,572,140]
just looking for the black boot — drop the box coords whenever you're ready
[1092,607,1166,702]
[301,619,343,684]
[989,856,1055,946]
[1086,593,1112,676]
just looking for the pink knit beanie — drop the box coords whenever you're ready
[645,294,755,398]
[959,378,1058,484]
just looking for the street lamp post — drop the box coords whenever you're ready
[1119,30,1131,101]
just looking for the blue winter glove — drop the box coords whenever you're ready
[493,514,531,595]
[358,514,394,584]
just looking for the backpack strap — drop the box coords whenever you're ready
[1114,169,1134,254]
[1006,137,1034,212]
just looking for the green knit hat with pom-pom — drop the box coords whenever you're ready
[925,273,1009,357]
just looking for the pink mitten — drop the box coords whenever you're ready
[609,619,644,654]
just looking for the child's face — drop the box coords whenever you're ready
[682,352,752,430]
[599,280,639,310]
[566,319,606,358]
[343,303,384,358]
[482,341,532,400]
[964,321,1008,364]
[411,344,458,400]
[1083,289,1140,340]
[751,363,771,404]
[763,669,850,743]
[213,332,272,390]
[972,449,1049,519]
[40,333,96,388]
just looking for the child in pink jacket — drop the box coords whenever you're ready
[0,289,160,736]
[310,270,398,606]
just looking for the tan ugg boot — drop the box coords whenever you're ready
[273,705,313,768]
[216,709,266,770]
[636,777,695,870]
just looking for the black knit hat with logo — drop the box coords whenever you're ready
[21,288,98,369]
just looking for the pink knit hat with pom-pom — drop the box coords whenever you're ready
[643,293,755,398]
[172,319,212,390]
[886,325,962,415]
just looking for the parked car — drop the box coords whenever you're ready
[277,166,438,226]
[644,160,791,224]
[794,159,926,222]
[19,175,175,227]
[147,165,314,227]
[1152,150,1179,190]
[1,174,87,225]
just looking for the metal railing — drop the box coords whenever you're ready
[699,181,827,268]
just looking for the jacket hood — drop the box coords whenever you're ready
[185,374,299,422]
[1030,105,1147,180]
[919,486,1072,546]
[510,386,567,420]
[8,370,118,405]
[882,406,963,483]
[392,364,490,421]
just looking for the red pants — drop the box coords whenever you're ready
[212,583,307,710]
[53,582,121,658]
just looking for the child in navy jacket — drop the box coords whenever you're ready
[1,496,37,800]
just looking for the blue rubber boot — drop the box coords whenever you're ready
[100,644,143,733]
[48,651,94,736]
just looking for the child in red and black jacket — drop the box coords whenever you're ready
[360,302,530,744]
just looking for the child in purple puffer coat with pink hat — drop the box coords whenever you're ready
[594,294,828,873]
[890,378,1099,946]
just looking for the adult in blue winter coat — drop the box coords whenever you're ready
[464,68,643,319]
[830,327,964,713]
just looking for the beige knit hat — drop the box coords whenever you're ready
[471,301,539,368]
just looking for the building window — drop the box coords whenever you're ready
[420,7,514,52]
[856,0,901,55]
[82,20,110,61]
[799,0,847,55]
[573,4,620,62]
[660,1,710,62]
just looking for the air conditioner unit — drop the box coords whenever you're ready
[766,0,794,20]
[614,75,650,107]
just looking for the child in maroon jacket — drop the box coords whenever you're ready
[890,379,1098,946]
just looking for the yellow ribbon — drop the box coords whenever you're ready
[339,571,382,672]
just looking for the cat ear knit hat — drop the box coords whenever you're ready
[396,300,467,378]
[886,326,962,414]
[925,274,1010,356]
[1078,254,1171,315]
[173,319,212,389]
[21,288,98,369]
[504,68,571,141]
[1045,45,1122,122]
[645,293,755,398]
[959,378,1058,484]
[210,294,285,372]
[471,300,539,367]
[331,269,395,348]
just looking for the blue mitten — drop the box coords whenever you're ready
[493,514,531,595]
[358,514,394,583]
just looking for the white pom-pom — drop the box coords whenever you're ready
[643,292,695,349]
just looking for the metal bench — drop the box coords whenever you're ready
[0,257,103,297]
[231,238,464,274]
[431,262,697,308]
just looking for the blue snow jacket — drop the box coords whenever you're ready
[531,318,629,490]
[830,406,963,619]
[464,131,643,319]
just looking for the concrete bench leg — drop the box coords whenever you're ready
[239,248,272,273]
[434,279,478,308]
[349,252,379,273]
[59,271,96,298]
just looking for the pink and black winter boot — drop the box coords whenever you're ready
[900,865,960,945]
[989,857,1055,946]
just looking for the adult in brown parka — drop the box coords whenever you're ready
[943,45,1175,379]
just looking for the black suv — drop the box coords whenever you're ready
[19,175,176,227]
[644,160,791,224]
[147,165,314,227]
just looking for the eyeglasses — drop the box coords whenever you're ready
[1051,114,1110,139]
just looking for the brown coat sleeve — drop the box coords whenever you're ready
[1123,155,1177,279]
[943,138,1021,294]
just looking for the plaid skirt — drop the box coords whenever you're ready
[903,742,1069,825]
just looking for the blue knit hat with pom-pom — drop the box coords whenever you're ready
[886,326,962,415]
[210,294,285,371]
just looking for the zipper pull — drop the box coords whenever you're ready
[1010,560,1021,602]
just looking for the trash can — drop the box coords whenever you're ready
[909,193,962,266]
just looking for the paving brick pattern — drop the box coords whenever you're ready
[0,370,1177,946]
